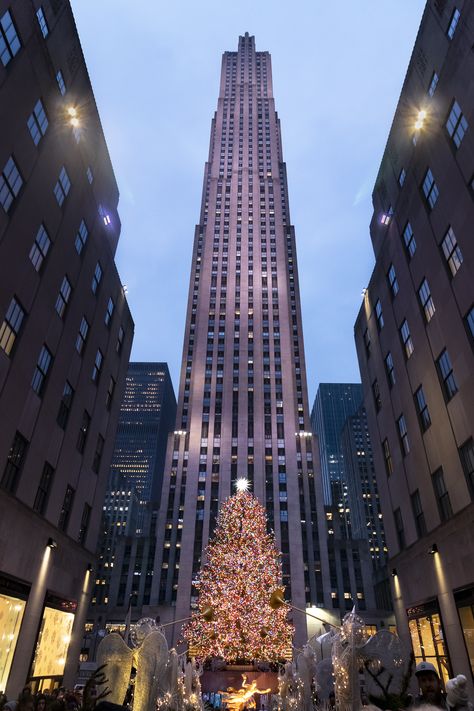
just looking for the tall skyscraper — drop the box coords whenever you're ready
[355,0,474,685]
[109,362,177,531]
[88,362,176,621]
[152,34,332,647]
[0,0,133,695]
[311,384,363,508]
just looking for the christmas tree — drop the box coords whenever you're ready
[182,481,293,662]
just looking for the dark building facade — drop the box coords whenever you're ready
[150,34,334,648]
[355,0,474,688]
[88,362,176,622]
[0,0,133,695]
[311,384,364,508]
[107,362,176,532]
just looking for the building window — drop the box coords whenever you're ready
[58,485,75,531]
[86,166,93,184]
[56,69,66,95]
[33,462,54,515]
[422,168,439,210]
[398,168,406,187]
[459,439,474,499]
[55,276,72,318]
[92,349,103,383]
[408,605,451,684]
[400,319,414,359]
[1,432,28,493]
[0,156,23,212]
[394,508,405,550]
[372,379,381,412]
[415,386,431,432]
[27,99,48,145]
[403,222,416,258]
[428,71,439,97]
[116,325,125,354]
[411,490,427,538]
[57,381,74,430]
[106,376,115,410]
[36,7,48,38]
[77,410,91,453]
[385,352,396,387]
[432,467,452,522]
[92,435,104,474]
[78,503,91,544]
[104,297,114,327]
[53,166,71,206]
[0,297,25,356]
[387,264,399,297]
[75,316,89,355]
[447,7,461,39]
[446,100,468,148]
[418,278,435,322]
[75,220,88,255]
[29,224,51,271]
[0,10,21,66]
[381,205,393,226]
[437,349,457,400]
[91,262,102,294]
[363,328,371,358]
[31,345,52,396]
[465,305,474,345]
[375,299,384,330]
[382,438,393,477]
[397,414,410,456]
[441,226,463,276]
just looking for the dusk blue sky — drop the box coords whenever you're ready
[72,1,426,404]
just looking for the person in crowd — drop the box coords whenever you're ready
[446,675,473,711]
[0,693,8,711]
[413,661,447,709]
[16,693,34,711]
[35,695,48,711]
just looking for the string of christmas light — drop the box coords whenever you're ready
[182,490,293,662]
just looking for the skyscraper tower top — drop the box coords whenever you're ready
[151,36,332,647]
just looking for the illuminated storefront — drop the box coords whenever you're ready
[29,594,77,692]
[0,576,29,692]
[454,586,474,678]
[408,600,451,685]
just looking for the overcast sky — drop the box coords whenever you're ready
[72,0,426,405]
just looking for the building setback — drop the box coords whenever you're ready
[150,34,334,648]
[0,0,133,695]
[354,0,474,689]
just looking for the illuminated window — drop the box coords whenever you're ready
[400,320,414,359]
[408,606,450,684]
[0,593,26,690]
[0,297,25,356]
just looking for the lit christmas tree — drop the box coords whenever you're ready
[182,480,294,662]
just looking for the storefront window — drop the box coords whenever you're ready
[408,601,450,685]
[454,587,474,677]
[0,593,26,691]
[30,596,76,691]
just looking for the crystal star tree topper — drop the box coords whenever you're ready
[182,489,293,662]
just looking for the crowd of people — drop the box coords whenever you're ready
[0,662,472,711]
